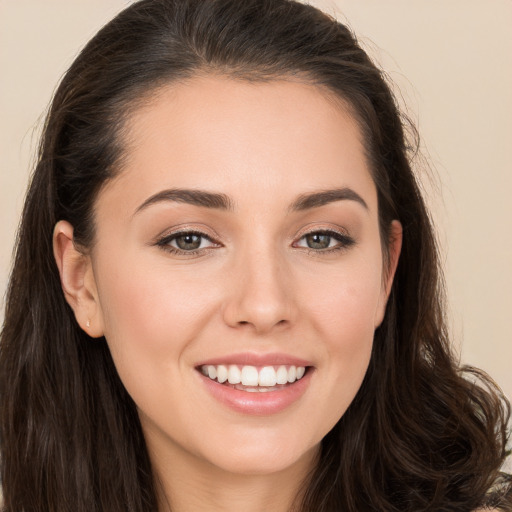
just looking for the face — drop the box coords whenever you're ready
[73,76,400,477]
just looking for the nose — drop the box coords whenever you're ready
[222,245,297,335]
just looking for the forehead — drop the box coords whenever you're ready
[100,75,376,214]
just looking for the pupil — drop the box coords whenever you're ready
[176,234,201,250]
[306,233,330,249]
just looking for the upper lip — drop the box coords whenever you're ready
[196,352,313,368]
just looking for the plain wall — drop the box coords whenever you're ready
[1,0,511,399]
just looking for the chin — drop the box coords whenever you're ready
[199,435,320,477]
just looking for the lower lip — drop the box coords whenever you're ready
[198,369,313,415]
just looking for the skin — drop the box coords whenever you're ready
[54,76,402,512]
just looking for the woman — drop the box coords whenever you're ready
[0,0,510,510]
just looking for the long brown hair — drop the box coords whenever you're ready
[1,0,510,510]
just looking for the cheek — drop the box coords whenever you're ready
[302,257,382,413]
[93,256,226,438]
[97,255,213,342]
[306,257,383,341]
[93,253,222,396]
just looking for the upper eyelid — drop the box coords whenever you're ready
[164,231,213,240]
[155,231,221,256]
[167,229,214,239]
[157,232,219,249]
[293,225,351,240]
[155,226,220,244]
[153,225,353,247]
[292,227,356,249]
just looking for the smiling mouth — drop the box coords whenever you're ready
[198,364,308,392]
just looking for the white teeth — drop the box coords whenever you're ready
[217,365,228,383]
[227,365,241,384]
[207,365,217,379]
[276,365,288,384]
[200,364,307,387]
[258,366,277,387]
[241,366,259,386]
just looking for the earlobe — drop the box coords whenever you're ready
[375,220,403,327]
[53,221,104,338]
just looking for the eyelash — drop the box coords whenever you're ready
[293,229,356,254]
[155,228,355,256]
[155,230,220,256]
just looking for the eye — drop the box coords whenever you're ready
[156,231,218,254]
[294,230,355,252]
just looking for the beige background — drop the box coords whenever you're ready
[1,1,511,400]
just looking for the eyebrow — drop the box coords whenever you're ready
[289,187,368,212]
[134,186,368,216]
[134,188,234,214]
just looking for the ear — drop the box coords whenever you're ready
[53,221,104,338]
[375,220,402,327]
